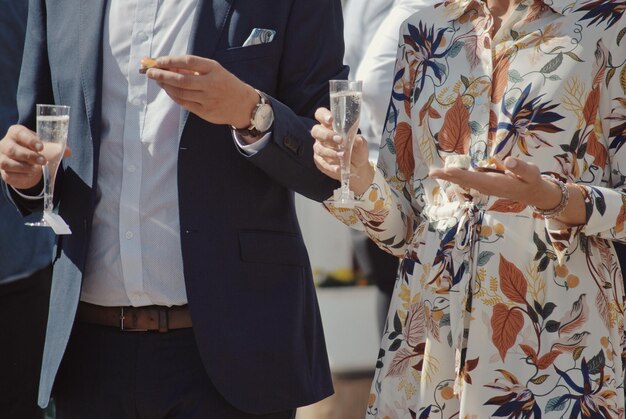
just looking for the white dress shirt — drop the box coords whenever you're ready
[354,0,428,160]
[342,0,394,81]
[80,0,198,307]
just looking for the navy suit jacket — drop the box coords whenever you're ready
[16,0,348,413]
[0,0,55,282]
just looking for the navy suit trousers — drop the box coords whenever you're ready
[53,323,297,419]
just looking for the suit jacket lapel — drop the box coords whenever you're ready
[179,0,233,139]
[79,0,108,148]
[39,4,109,405]
[188,0,233,58]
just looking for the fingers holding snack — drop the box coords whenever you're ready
[139,57,158,74]
[443,155,471,170]
[474,156,506,174]
[432,155,507,186]
[430,154,551,207]
[143,54,258,127]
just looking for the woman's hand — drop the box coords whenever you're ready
[430,157,557,207]
[429,157,585,225]
[311,107,374,196]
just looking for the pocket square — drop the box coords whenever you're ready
[242,28,276,47]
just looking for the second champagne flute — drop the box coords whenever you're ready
[325,79,362,208]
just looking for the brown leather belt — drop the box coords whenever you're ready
[76,302,192,332]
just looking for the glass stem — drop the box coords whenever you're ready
[339,138,353,200]
[42,164,53,214]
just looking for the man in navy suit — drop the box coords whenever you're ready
[0,1,347,417]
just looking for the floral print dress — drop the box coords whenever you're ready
[326,0,626,417]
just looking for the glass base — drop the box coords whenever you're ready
[25,219,51,228]
[323,188,362,208]
[25,213,71,234]
[323,197,362,208]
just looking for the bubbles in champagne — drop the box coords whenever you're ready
[37,114,69,194]
[330,91,361,144]
[37,115,69,145]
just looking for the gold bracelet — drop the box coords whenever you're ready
[531,175,569,219]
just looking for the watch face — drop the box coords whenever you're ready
[254,104,274,132]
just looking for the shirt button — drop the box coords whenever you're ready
[130,98,142,106]
[125,231,134,240]
[136,31,149,42]
[127,165,136,173]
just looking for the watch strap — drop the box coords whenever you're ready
[233,90,270,137]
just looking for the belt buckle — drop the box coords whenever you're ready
[120,307,148,332]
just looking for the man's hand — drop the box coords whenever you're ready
[0,125,72,191]
[0,125,46,190]
[145,55,258,129]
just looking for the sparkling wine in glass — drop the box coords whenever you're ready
[25,104,70,232]
[325,80,362,208]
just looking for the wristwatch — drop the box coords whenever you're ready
[233,90,274,137]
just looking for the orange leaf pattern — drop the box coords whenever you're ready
[519,343,537,361]
[323,1,626,417]
[491,303,524,361]
[498,255,528,305]
[487,199,527,213]
[583,86,600,126]
[438,95,471,154]
[394,122,415,180]
[535,350,562,370]
[491,52,510,104]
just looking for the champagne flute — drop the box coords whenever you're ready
[325,80,362,208]
[25,104,70,229]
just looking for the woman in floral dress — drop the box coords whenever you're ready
[312,0,626,416]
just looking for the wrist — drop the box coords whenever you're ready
[351,161,376,197]
[231,89,274,141]
[531,175,569,218]
[231,85,259,130]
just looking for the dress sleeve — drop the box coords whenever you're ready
[545,21,626,261]
[581,28,626,240]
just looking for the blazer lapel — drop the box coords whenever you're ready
[79,0,108,148]
[179,0,233,138]
[188,0,233,58]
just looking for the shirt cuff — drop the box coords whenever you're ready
[323,163,381,231]
[544,184,591,264]
[232,130,273,156]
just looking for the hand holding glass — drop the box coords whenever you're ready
[25,104,70,231]
[324,80,362,208]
